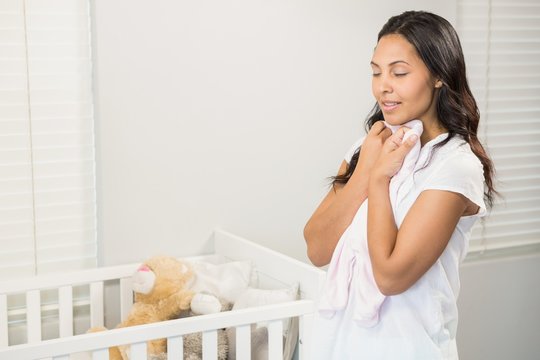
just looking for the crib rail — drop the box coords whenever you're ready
[0,263,137,295]
[0,299,316,360]
[0,267,136,347]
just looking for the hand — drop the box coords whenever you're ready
[354,121,392,177]
[372,126,419,180]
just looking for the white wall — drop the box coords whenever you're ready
[91,0,455,265]
[458,254,540,360]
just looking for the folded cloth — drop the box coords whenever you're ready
[318,120,423,327]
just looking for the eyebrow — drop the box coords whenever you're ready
[370,60,410,67]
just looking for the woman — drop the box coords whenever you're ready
[304,11,495,359]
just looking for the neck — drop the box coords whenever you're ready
[419,119,446,146]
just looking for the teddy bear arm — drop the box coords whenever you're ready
[178,290,196,309]
[117,303,158,328]
[154,289,194,319]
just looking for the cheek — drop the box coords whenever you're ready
[403,79,433,103]
[371,78,378,97]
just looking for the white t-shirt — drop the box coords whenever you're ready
[311,133,486,360]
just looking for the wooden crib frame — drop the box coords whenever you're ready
[0,230,325,360]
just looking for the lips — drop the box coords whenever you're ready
[381,101,401,112]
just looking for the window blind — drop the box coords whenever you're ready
[457,0,540,254]
[0,0,96,280]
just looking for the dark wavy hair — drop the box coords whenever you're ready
[333,10,496,207]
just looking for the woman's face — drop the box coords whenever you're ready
[370,34,440,127]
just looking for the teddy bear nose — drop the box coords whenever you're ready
[138,264,150,272]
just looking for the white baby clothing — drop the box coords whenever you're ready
[311,131,486,360]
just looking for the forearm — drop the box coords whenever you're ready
[305,173,369,266]
[367,174,399,293]
[305,121,393,266]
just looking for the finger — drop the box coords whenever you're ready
[385,126,411,148]
[381,130,403,153]
[396,133,419,156]
[394,126,410,141]
[380,127,392,140]
[390,131,406,148]
[370,121,387,135]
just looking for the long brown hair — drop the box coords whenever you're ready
[334,11,496,207]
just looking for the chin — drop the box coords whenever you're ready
[382,116,408,126]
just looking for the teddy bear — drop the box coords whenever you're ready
[88,255,198,360]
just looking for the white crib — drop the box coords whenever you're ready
[0,230,325,360]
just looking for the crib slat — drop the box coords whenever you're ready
[202,330,218,360]
[130,341,147,360]
[167,336,183,360]
[235,325,251,360]
[298,313,314,360]
[120,278,133,321]
[90,282,104,327]
[26,289,41,343]
[59,286,73,337]
[92,348,109,360]
[268,320,283,360]
[0,294,8,347]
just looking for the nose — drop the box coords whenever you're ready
[375,73,393,94]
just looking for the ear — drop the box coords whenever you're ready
[435,80,443,88]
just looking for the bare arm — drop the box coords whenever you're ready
[368,184,467,295]
[304,161,368,266]
[367,129,469,295]
[304,122,391,266]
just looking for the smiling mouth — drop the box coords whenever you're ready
[381,101,401,111]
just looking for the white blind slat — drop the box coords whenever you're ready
[488,142,540,156]
[489,76,540,88]
[484,208,540,224]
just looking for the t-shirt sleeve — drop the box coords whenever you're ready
[423,152,487,217]
[344,137,365,164]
